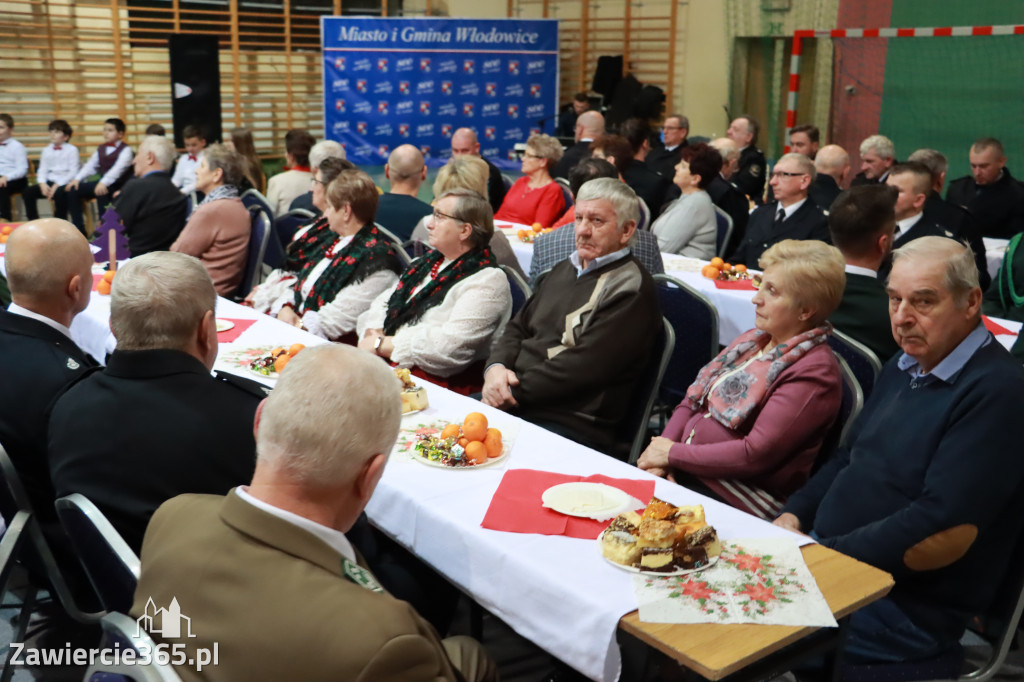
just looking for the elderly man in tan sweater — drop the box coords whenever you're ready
[171,143,251,296]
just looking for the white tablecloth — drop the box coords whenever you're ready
[495,221,535,274]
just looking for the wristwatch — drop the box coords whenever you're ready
[373,335,384,354]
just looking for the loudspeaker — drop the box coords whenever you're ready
[169,35,222,147]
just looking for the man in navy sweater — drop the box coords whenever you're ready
[776,237,1024,665]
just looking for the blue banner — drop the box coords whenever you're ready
[321,17,559,169]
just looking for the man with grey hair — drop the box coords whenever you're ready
[777,236,1024,669]
[112,134,189,256]
[707,136,749,253]
[484,177,661,454]
[0,219,97,525]
[450,127,507,213]
[376,144,433,241]
[852,134,896,185]
[130,344,497,681]
[731,152,829,268]
[811,144,850,211]
[725,115,767,202]
[647,113,690,179]
[289,139,348,214]
[48,251,267,553]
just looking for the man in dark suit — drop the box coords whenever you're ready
[451,127,507,213]
[48,251,268,553]
[130,345,496,681]
[788,124,820,160]
[946,137,1024,239]
[112,135,189,257]
[647,113,689,179]
[708,137,749,254]
[810,144,849,212]
[556,92,589,138]
[620,118,671,218]
[730,153,829,268]
[0,219,98,521]
[827,185,901,361]
[885,162,990,290]
[551,110,604,180]
[726,115,767,203]
[850,134,896,186]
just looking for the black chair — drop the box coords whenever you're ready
[55,494,140,615]
[557,182,574,212]
[833,354,864,449]
[0,509,34,682]
[237,205,272,298]
[618,317,674,464]
[828,329,882,400]
[499,264,532,317]
[374,223,412,267]
[652,273,719,418]
[273,208,316,249]
[83,612,183,682]
[713,205,734,258]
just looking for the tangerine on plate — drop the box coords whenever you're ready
[440,424,461,440]
[274,354,291,373]
[709,257,724,269]
[271,347,286,357]
[1,226,12,235]
[288,343,306,356]
[465,441,489,464]
[701,265,721,279]
[96,279,111,295]
[722,263,734,272]
[483,428,503,457]
[735,264,748,273]
[0,235,7,244]
[462,412,489,441]
[458,437,470,448]
[532,222,543,233]
[517,229,528,239]
[102,270,116,283]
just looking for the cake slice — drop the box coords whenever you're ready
[394,368,429,413]
[601,511,642,567]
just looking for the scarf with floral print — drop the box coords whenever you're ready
[295,223,402,313]
[685,324,832,430]
[382,247,497,335]
[285,216,333,272]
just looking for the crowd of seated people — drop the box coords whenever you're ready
[4,104,1024,682]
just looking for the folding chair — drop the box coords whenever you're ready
[236,205,271,299]
[374,223,412,267]
[83,612,183,682]
[828,329,883,400]
[713,205,734,258]
[273,208,316,248]
[637,197,652,231]
[499,264,532,317]
[239,188,275,223]
[55,494,140,615]
[616,317,674,464]
[652,274,720,420]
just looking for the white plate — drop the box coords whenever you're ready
[400,407,426,418]
[541,482,634,519]
[215,318,235,332]
[413,446,509,470]
[247,367,279,381]
[598,530,721,576]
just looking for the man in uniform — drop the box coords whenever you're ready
[48,251,268,553]
[851,134,896,186]
[130,344,497,682]
[810,144,849,211]
[788,124,820,159]
[726,115,767,203]
[946,137,1024,239]
[647,113,690,179]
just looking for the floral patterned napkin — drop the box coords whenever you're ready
[633,538,837,627]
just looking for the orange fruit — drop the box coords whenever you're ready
[102,270,115,283]
[462,412,488,442]
[440,424,461,440]
[465,441,489,464]
[1,226,12,235]
[734,264,747,273]
[96,279,111,295]
[0,235,7,244]
[271,347,286,357]
[710,257,724,268]
[274,354,291,373]
[722,263,734,272]
[532,222,543,233]
[288,343,305,356]
[483,428,503,457]
[517,229,528,239]
[701,265,720,279]
[458,437,470,448]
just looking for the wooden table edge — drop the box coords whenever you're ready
[616,544,894,680]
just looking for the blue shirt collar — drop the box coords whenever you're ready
[897,321,990,384]
[569,246,630,277]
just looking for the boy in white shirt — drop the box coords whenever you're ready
[56,117,134,235]
[23,119,80,221]
[171,124,207,195]
[0,113,29,221]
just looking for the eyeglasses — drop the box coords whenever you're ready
[770,170,808,179]
[663,126,683,131]
[522,152,542,159]
[432,209,462,223]
[311,177,325,186]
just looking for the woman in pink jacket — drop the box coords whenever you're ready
[638,240,846,519]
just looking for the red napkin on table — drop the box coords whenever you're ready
[713,278,757,291]
[481,468,656,539]
[216,318,258,343]
[983,316,1015,336]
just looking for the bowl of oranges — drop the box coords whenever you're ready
[516,222,554,243]
[701,257,758,284]
[413,412,508,468]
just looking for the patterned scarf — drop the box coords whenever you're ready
[199,184,239,205]
[686,324,832,430]
[295,223,402,313]
[382,247,497,335]
[285,216,333,272]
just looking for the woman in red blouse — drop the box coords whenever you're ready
[494,134,565,227]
